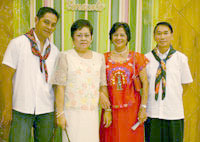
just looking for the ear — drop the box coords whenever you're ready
[171,33,174,40]
[91,35,93,41]
[153,34,156,40]
[35,16,39,24]
[72,41,75,47]
[110,39,113,44]
[90,35,93,43]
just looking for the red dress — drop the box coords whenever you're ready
[100,51,149,142]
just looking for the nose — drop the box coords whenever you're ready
[81,35,87,40]
[160,33,166,39]
[47,24,54,30]
[117,35,122,39]
[46,25,51,31]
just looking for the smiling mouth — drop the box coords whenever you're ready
[116,41,123,44]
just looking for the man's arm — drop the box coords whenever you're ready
[1,64,15,126]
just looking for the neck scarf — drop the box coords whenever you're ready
[25,28,51,82]
[152,46,176,100]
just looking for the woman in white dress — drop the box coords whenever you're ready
[50,19,112,142]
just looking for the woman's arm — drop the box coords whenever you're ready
[100,86,112,128]
[99,86,110,109]
[55,85,67,129]
[138,67,149,123]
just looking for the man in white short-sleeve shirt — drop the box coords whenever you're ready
[145,22,193,142]
[1,7,60,142]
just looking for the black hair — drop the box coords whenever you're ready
[36,7,59,20]
[109,22,131,42]
[154,22,173,34]
[71,19,93,40]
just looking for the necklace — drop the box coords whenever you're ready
[113,47,128,55]
[111,47,129,63]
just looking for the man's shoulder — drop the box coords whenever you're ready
[7,35,30,51]
[10,35,29,44]
[175,50,186,56]
[49,42,60,54]
[174,50,188,60]
[145,51,153,59]
[49,42,58,50]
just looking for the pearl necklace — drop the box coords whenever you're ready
[113,47,128,55]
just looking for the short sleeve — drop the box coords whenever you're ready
[50,52,68,85]
[134,52,149,76]
[181,55,193,84]
[100,55,107,86]
[2,39,20,69]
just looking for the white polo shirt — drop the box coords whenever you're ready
[145,48,193,120]
[2,33,59,115]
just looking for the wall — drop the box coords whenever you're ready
[0,0,199,141]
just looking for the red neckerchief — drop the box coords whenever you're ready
[25,28,51,82]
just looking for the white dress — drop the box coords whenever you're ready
[50,49,107,142]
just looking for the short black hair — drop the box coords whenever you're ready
[154,22,173,34]
[109,22,131,42]
[71,19,93,40]
[36,7,59,20]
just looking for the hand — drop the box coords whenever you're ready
[56,113,67,130]
[103,111,112,128]
[138,107,147,123]
[99,92,110,109]
[0,109,12,127]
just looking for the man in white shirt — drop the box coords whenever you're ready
[145,22,193,142]
[1,7,60,142]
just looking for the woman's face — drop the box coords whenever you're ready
[73,27,92,52]
[111,27,128,51]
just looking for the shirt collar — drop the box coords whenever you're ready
[156,47,170,59]
[33,31,50,54]
[33,31,50,45]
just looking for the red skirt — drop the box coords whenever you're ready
[100,93,144,142]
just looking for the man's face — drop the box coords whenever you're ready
[35,12,58,40]
[154,25,173,48]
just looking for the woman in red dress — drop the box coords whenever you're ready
[100,22,149,142]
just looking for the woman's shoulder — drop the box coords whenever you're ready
[58,49,75,59]
[92,50,104,57]
[129,51,145,58]
[60,48,75,56]
[103,51,111,57]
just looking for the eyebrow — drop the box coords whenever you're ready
[75,32,90,34]
[156,30,170,33]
